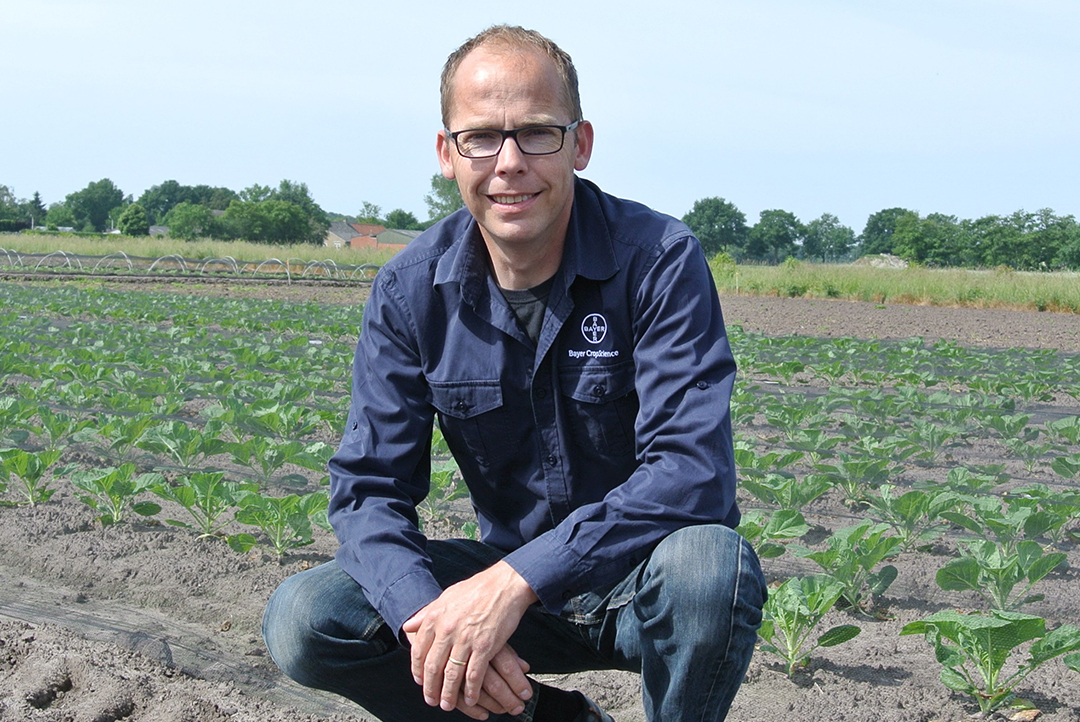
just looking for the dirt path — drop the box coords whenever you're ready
[719,293,1080,353]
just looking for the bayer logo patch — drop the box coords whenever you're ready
[581,313,608,344]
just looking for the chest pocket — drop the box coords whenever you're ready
[429,380,513,469]
[559,362,638,458]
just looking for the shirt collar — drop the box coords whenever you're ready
[432,177,620,305]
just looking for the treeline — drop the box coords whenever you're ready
[0,175,465,246]
[683,198,1080,271]
[0,179,330,245]
[7,178,1078,269]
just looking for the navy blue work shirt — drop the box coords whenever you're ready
[328,177,740,636]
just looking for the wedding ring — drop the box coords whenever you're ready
[448,656,468,667]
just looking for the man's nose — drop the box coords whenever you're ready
[494,135,528,174]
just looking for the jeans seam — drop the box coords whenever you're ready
[699,535,743,722]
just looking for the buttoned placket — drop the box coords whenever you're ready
[529,275,574,529]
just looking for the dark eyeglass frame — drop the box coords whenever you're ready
[446,120,582,159]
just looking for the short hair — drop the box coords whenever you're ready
[440,25,582,129]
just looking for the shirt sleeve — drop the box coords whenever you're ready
[327,270,444,636]
[503,232,739,612]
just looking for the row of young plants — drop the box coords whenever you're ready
[0,282,475,559]
[732,367,1080,714]
[2,282,1080,715]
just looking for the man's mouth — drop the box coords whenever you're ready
[489,193,537,205]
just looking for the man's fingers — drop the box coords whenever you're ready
[456,685,514,720]
[488,645,533,703]
[467,658,526,716]
[437,651,470,711]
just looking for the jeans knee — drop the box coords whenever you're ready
[645,525,765,634]
[261,562,391,689]
[262,574,322,685]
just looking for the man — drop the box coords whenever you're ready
[263,25,766,722]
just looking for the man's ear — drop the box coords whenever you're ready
[573,120,594,172]
[436,130,456,180]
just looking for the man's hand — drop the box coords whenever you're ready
[402,560,538,716]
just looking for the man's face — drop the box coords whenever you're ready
[437,46,593,253]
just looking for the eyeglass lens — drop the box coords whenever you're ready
[455,126,566,158]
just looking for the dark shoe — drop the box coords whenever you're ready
[573,692,616,722]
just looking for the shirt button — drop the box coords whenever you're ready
[455,400,468,412]
[535,387,547,399]
[696,381,709,390]
[591,384,606,397]
[545,453,558,466]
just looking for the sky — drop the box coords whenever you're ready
[2,0,1077,234]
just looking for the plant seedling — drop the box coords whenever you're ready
[736,509,810,559]
[0,448,75,506]
[741,472,831,513]
[813,454,901,508]
[418,460,469,526]
[758,575,861,677]
[1002,437,1063,475]
[73,414,160,463]
[225,438,319,485]
[792,519,900,613]
[900,610,1080,716]
[865,484,956,551]
[230,490,331,559]
[152,471,256,537]
[1044,416,1080,445]
[137,420,230,470]
[0,396,35,446]
[34,407,94,451]
[936,539,1066,612]
[70,463,163,526]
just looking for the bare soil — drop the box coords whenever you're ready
[2,283,1079,722]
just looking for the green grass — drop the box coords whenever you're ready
[711,257,1080,314]
[0,232,397,268]
[6,231,1080,314]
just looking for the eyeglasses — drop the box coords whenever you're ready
[446,121,582,159]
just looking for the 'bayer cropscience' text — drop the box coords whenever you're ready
[568,349,620,359]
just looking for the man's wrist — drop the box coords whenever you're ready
[493,560,539,611]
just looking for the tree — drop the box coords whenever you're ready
[803,213,855,263]
[747,210,803,264]
[858,208,916,257]
[240,184,272,203]
[681,197,748,257]
[892,212,968,266]
[137,180,187,225]
[25,192,47,228]
[165,202,215,240]
[117,203,150,236]
[220,199,311,244]
[205,186,239,210]
[45,204,77,230]
[138,181,239,224]
[423,174,464,223]
[1055,217,1080,270]
[0,185,19,230]
[0,186,22,231]
[385,208,423,230]
[65,178,124,232]
[357,201,383,225]
[270,179,330,244]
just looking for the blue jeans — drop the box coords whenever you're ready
[262,524,765,722]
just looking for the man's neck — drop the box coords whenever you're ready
[483,232,565,290]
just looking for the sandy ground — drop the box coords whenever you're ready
[2,283,1079,721]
